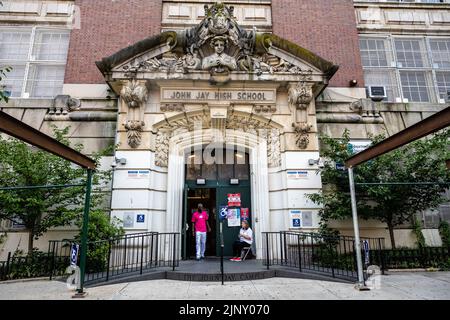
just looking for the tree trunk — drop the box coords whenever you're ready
[27,230,34,254]
[387,222,396,249]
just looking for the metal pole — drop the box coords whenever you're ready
[348,167,368,290]
[220,221,224,285]
[77,169,93,295]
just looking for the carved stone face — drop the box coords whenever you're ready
[210,14,228,34]
[213,40,225,54]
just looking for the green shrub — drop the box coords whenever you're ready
[75,210,124,273]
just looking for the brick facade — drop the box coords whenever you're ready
[65,0,163,84]
[65,0,363,87]
[272,0,364,88]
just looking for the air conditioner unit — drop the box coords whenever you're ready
[367,86,387,102]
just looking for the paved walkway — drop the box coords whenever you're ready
[0,272,449,300]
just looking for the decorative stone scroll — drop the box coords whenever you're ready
[155,131,170,167]
[293,122,313,150]
[288,81,313,111]
[124,120,145,149]
[121,80,149,148]
[120,79,148,108]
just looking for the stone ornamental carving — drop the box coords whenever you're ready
[288,82,313,111]
[154,111,282,167]
[121,80,149,148]
[120,79,148,108]
[267,128,282,167]
[120,2,313,80]
[254,105,276,114]
[155,132,170,167]
[124,120,145,149]
[293,122,313,150]
[48,95,80,115]
[202,36,237,75]
[160,103,184,112]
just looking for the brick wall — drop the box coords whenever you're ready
[65,0,163,84]
[66,0,363,87]
[272,0,364,88]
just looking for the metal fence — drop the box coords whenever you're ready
[0,232,180,283]
[374,246,450,269]
[262,231,385,281]
[0,240,72,281]
[83,232,179,284]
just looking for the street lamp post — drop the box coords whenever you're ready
[76,168,93,296]
[348,166,369,291]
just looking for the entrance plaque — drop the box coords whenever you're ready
[161,88,276,103]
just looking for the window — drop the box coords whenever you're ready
[360,38,390,67]
[361,35,450,103]
[0,27,70,98]
[1,64,26,98]
[32,30,70,62]
[364,69,399,101]
[394,39,428,68]
[430,39,450,69]
[436,72,450,101]
[185,149,250,181]
[400,71,431,102]
[26,65,65,98]
[0,30,31,60]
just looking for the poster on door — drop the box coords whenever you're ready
[227,193,241,207]
[240,208,249,221]
[227,208,241,227]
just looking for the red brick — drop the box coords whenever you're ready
[65,0,163,84]
[66,0,363,88]
[272,0,364,87]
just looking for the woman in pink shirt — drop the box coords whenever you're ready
[192,203,211,261]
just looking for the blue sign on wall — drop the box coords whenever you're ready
[292,218,301,228]
[136,214,145,223]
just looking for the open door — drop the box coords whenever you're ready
[181,185,189,260]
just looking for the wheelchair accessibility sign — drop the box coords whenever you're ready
[219,206,228,221]
[136,214,145,223]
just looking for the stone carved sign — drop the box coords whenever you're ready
[120,2,313,80]
[161,88,276,103]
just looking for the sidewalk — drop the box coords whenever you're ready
[0,272,449,300]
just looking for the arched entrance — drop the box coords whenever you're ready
[164,128,271,259]
[183,147,251,259]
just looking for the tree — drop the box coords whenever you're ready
[309,129,450,249]
[0,126,113,253]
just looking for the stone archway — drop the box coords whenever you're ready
[153,110,283,258]
[164,128,270,259]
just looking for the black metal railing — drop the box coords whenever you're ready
[0,232,179,283]
[83,232,179,284]
[262,231,385,281]
[372,246,450,270]
[0,240,72,281]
